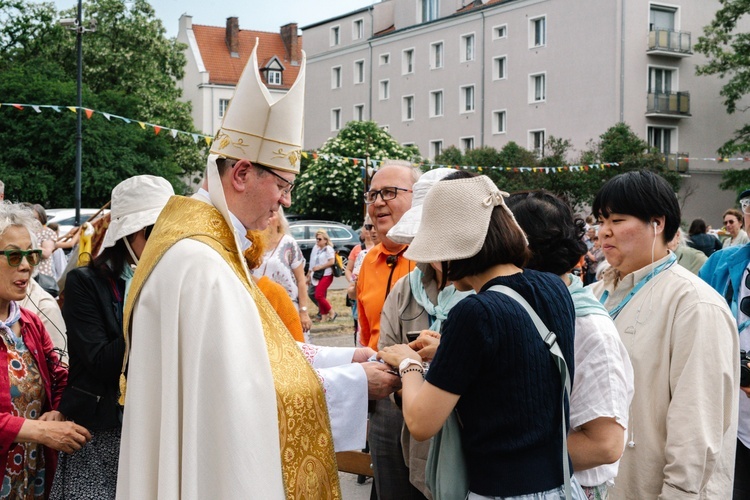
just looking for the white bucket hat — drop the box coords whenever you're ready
[405,175,524,262]
[100,175,175,251]
[387,168,457,245]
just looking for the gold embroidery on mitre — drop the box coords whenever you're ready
[271,148,302,167]
[122,197,341,499]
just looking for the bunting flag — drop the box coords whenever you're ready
[0,102,213,142]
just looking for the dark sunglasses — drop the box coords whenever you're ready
[1,249,42,267]
[316,237,325,241]
[364,224,374,231]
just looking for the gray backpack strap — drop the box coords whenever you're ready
[488,285,572,500]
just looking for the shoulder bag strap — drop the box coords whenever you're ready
[488,284,572,500]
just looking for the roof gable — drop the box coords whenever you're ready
[192,25,302,89]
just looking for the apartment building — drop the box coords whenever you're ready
[177,15,303,137]
[302,0,744,226]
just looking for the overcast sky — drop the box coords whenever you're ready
[50,0,378,37]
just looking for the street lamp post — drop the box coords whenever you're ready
[60,0,95,226]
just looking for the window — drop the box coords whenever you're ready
[431,42,443,69]
[650,5,676,31]
[402,95,415,121]
[354,60,365,84]
[493,24,507,39]
[267,70,282,85]
[530,16,546,47]
[219,98,230,118]
[493,110,507,134]
[354,104,364,121]
[331,66,342,89]
[649,67,674,93]
[530,130,545,157]
[380,53,390,65]
[530,73,546,102]
[330,26,340,46]
[403,49,414,74]
[461,85,475,112]
[422,0,439,22]
[461,137,474,152]
[430,90,443,117]
[461,34,475,62]
[493,56,507,80]
[331,108,342,131]
[353,19,364,40]
[431,140,443,158]
[379,79,390,100]
[648,126,674,153]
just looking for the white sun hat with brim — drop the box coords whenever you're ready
[404,175,524,263]
[386,167,457,245]
[100,175,175,251]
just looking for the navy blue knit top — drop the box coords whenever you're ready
[425,269,576,497]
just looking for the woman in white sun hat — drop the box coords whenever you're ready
[379,173,585,499]
[50,175,174,499]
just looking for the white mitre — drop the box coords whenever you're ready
[210,38,306,174]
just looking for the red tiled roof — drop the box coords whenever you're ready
[374,25,395,36]
[192,24,303,89]
[457,0,509,14]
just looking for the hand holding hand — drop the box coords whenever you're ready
[378,344,421,368]
[352,347,376,363]
[361,361,400,400]
[408,331,441,361]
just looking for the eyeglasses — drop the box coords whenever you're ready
[364,224,374,231]
[724,219,737,225]
[364,187,412,205]
[257,164,295,196]
[1,249,42,267]
[316,237,325,241]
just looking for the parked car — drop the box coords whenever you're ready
[288,220,360,271]
[46,208,109,238]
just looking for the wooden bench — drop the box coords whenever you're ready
[336,451,373,477]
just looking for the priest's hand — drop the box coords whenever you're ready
[361,361,400,400]
[352,347,376,363]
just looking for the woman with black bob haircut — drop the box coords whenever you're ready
[589,170,738,498]
[687,218,722,257]
[379,174,585,499]
[507,190,634,499]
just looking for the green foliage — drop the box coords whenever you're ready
[291,121,420,226]
[0,0,204,207]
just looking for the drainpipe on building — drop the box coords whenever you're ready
[619,0,625,122]
[480,11,486,148]
[368,6,374,121]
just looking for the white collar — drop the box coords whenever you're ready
[196,187,251,251]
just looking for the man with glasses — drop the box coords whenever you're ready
[117,43,397,499]
[357,160,426,499]
[701,188,750,499]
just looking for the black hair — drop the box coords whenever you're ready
[89,224,155,280]
[592,170,680,243]
[507,190,587,275]
[442,170,475,181]
[688,218,707,236]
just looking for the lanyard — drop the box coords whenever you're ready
[599,253,676,319]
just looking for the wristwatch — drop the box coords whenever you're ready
[300,306,308,312]
[398,358,423,377]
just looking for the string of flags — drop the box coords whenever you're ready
[0,103,214,145]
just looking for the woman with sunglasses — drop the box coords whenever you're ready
[0,202,90,498]
[50,176,174,499]
[307,229,337,322]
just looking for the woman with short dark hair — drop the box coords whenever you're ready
[722,208,749,248]
[589,170,738,498]
[687,218,722,257]
[379,175,583,499]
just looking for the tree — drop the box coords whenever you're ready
[0,0,205,207]
[291,121,420,226]
[695,0,750,193]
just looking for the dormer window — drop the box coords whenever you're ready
[267,70,282,85]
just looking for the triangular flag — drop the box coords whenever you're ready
[312,153,318,160]
[102,112,111,120]
[191,134,199,144]
[13,104,24,110]
[68,106,76,113]
[170,129,178,138]
[138,122,146,129]
[154,126,161,135]
[31,105,41,113]
[84,109,94,119]
[302,151,309,159]
[353,159,359,166]
[51,106,61,113]
[205,136,212,146]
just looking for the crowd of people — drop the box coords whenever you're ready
[0,40,746,500]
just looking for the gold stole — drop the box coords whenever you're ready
[121,196,341,499]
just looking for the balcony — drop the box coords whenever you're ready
[646,91,691,118]
[665,152,689,173]
[647,29,692,57]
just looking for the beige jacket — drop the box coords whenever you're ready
[591,254,738,499]
[21,278,67,364]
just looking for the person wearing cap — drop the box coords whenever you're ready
[357,160,421,498]
[379,168,474,498]
[700,186,750,498]
[116,42,397,500]
[587,171,737,499]
[48,175,173,499]
[379,174,582,499]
